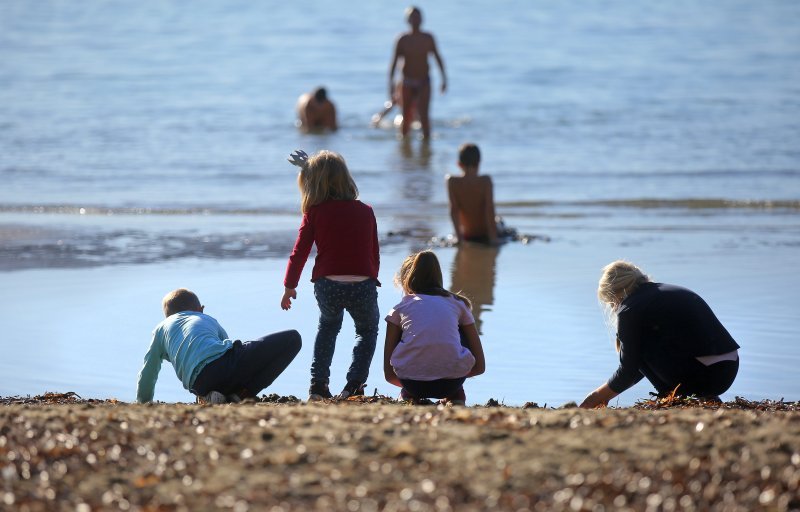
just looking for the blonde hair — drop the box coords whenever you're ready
[597,260,651,308]
[395,250,472,308]
[598,261,651,352]
[297,150,358,213]
[162,288,201,317]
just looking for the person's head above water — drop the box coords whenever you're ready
[313,87,328,103]
[597,260,651,309]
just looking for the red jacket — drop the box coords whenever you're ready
[283,200,380,289]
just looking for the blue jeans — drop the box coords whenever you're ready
[311,278,379,385]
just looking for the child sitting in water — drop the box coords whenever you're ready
[137,288,301,404]
[383,250,486,405]
[446,143,504,245]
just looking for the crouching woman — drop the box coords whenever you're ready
[580,260,739,408]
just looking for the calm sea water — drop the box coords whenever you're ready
[1,1,799,405]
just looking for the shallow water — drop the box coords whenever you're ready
[1,1,799,404]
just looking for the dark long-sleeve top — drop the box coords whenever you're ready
[607,282,740,393]
[283,200,380,289]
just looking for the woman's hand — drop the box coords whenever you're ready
[579,383,619,409]
[280,288,297,310]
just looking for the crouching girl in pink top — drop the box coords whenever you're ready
[383,250,486,405]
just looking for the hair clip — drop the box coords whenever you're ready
[287,149,309,169]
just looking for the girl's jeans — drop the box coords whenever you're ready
[311,278,379,385]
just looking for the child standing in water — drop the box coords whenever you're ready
[388,6,447,139]
[383,250,486,405]
[281,150,381,401]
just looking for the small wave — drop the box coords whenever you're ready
[0,228,296,271]
[500,198,800,211]
[0,223,411,272]
[3,198,798,217]
[0,204,294,216]
[497,168,800,179]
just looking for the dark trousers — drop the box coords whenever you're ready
[191,330,301,398]
[645,357,739,397]
[311,278,379,385]
[400,377,467,400]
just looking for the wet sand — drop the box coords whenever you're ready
[2,396,799,511]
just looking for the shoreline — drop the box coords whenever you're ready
[2,394,799,511]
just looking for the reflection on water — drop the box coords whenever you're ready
[382,139,439,248]
[449,242,499,334]
[397,139,433,202]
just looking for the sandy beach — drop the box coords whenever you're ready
[2,3,799,510]
[2,394,799,511]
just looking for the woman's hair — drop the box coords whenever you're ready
[395,250,472,308]
[162,288,201,317]
[298,150,358,213]
[597,260,651,352]
[597,260,651,307]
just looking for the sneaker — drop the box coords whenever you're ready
[197,391,227,405]
[399,388,418,403]
[308,381,332,402]
[399,388,420,405]
[442,387,467,406]
[337,381,366,400]
[442,398,466,406]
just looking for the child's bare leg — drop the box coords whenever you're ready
[401,84,416,136]
[417,83,432,139]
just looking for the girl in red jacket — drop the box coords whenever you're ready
[282,150,380,401]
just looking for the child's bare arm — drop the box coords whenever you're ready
[383,322,403,386]
[388,37,403,100]
[483,177,499,244]
[446,176,463,241]
[461,323,486,377]
[430,36,447,93]
[329,103,338,131]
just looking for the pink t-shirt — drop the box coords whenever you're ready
[385,293,476,380]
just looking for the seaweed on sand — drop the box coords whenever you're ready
[0,391,119,405]
[634,392,799,411]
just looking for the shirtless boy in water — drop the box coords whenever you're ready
[388,6,447,139]
[447,143,499,245]
[296,87,337,132]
